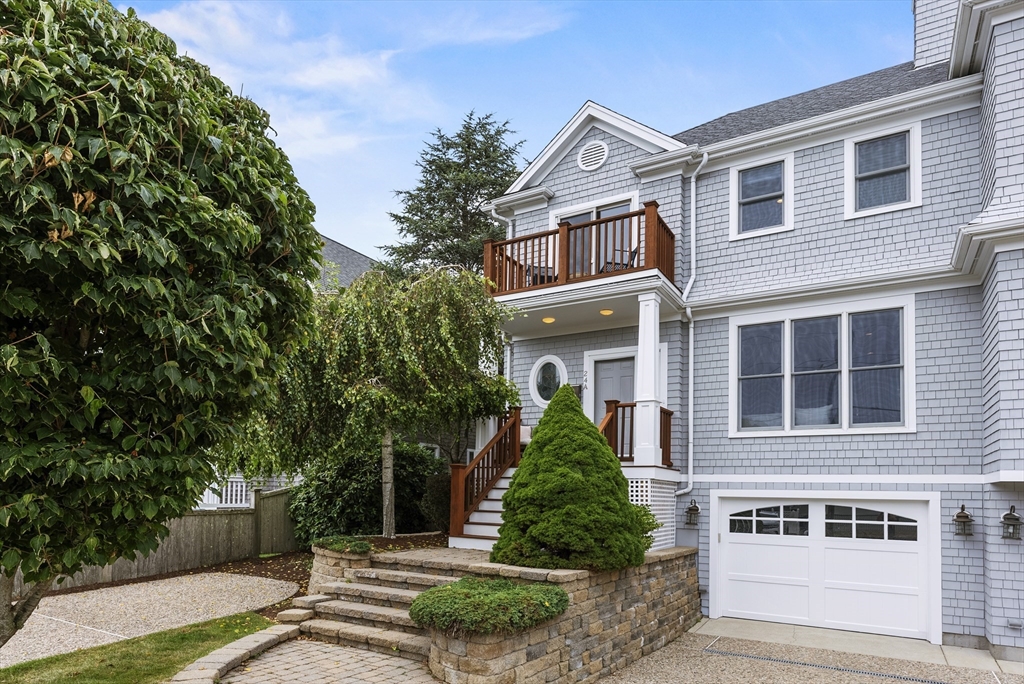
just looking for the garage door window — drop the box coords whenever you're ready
[825,505,917,541]
[729,504,808,536]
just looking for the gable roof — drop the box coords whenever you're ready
[318,234,374,290]
[505,101,689,195]
[673,61,950,147]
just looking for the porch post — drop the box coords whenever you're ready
[633,291,661,466]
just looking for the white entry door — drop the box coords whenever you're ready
[593,358,634,421]
[717,497,933,641]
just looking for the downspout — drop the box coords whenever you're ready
[677,152,708,497]
[489,206,512,239]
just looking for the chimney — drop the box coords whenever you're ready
[913,0,961,68]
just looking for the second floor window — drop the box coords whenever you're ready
[737,306,905,432]
[855,132,909,211]
[739,161,785,233]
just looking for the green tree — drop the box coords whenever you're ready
[0,0,321,646]
[218,268,519,538]
[382,112,523,274]
[490,385,658,570]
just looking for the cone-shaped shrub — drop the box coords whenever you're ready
[490,384,658,570]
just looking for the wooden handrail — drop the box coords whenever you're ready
[599,401,674,466]
[660,407,673,467]
[449,407,521,537]
[484,205,674,295]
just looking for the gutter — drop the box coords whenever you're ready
[677,152,708,498]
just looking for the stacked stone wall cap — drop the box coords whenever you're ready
[168,625,299,682]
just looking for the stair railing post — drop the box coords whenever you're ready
[512,407,522,466]
[604,399,619,457]
[449,463,467,537]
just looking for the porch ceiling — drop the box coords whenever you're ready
[500,271,685,340]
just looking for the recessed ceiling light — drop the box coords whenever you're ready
[599,309,614,316]
[542,317,556,324]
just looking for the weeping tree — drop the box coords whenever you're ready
[0,0,321,646]
[213,268,518,538]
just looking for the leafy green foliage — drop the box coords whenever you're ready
[0,0,320,605]
[382,112,523,274]
[310,536,372,555]
[288,442,444,546]
[419,471,451,535]
[409,577,568,637]
[490,385,658,570]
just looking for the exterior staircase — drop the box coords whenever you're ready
[449,469,514,549]
[277,552,485,662]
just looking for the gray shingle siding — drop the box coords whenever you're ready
[979,18,1024,213]
[914,0,961,68]
[686,108,982,301]
[982,250,1024,473]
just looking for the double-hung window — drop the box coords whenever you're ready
[731,296,915,436]
[844,123,921,219]
[730,153,793,240]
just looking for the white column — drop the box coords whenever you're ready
[633,292,661,466]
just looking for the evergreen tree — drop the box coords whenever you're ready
[382,112,523,274]
[491,385,658,570]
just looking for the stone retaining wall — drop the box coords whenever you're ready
[428,547,700,684]
[308,546,372,595]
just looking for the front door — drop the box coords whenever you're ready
[594,358,634,421]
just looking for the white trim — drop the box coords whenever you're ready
[844,121,922,220]
[708,488,943,645]
[506,102,687,195]
[486,186,554,216]
[729,152,795,241]
[619,466,683,482]
[528,355,567,409]
[949,0,1023,78]
[582,344,669,421]
[727,293,917,438]
[630,147,699,182]
[548,191,639,231]
[693,473,1005,484]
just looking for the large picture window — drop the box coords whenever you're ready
[731,297,914,436]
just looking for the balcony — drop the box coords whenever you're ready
[483,201,675,296]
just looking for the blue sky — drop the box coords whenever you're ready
[127,1,914,260]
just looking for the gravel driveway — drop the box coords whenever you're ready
[606,632,1024,684]
[0,572,297,668]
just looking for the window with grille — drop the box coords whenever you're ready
[855,132,909,211]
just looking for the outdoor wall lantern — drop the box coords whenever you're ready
[953,505,974,536]
[685,500,701,526]
[1002,505,1022,540]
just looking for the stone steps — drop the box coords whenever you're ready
[318,581,421,608]
[313,599,422,634]
[299,619,432,662]
[344,567,460,590]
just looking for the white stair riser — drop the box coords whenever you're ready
[448,536,496,551]
[463,522,500,537]
[468,510,502,525]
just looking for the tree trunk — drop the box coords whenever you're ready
[382,428,396,538]
[0,573,52,649]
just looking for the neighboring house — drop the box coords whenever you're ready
[198,235,374,509]
[318,233,375,290]
[450,0,1023,660]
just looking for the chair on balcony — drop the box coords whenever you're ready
[598,245,639,274]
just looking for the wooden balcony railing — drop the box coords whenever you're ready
[449,407,520,537]
[483,201,675,295]
[598,400,673,467]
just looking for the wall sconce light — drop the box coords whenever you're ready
[685,499,701,526]
[953,505,974,536]
[1002,505,1021,540]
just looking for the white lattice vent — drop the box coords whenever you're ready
[577,141,609,171]
[627,479,651,506]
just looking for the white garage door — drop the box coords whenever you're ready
[718,498,932,640]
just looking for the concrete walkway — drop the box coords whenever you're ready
[692,617,1024,676]
[0,573,297,668]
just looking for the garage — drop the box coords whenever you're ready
[711,493,940,643]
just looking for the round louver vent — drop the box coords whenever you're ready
[577,141,609,171]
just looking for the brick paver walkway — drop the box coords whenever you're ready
[220,639,437,684]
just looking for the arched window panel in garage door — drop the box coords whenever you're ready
[825,505,917,541]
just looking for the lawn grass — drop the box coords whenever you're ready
[0,611,274,684]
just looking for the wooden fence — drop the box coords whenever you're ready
[13,488,299,598]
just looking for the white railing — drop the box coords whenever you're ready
[197,475,252,509]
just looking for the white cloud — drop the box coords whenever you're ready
[404,3,569,47]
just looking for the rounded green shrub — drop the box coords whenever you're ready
[409,577,568,636]
[490,384,658,570]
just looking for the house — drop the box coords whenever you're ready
[448,0,1023,661]
[317,234,375,290]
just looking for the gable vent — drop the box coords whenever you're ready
[577,141,609,171]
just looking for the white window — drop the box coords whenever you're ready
[728,295,916,437]
[529,355,568,409]
[844,122,922,219]
[729,153,794,240]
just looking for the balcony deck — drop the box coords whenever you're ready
[483,201,675,296]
